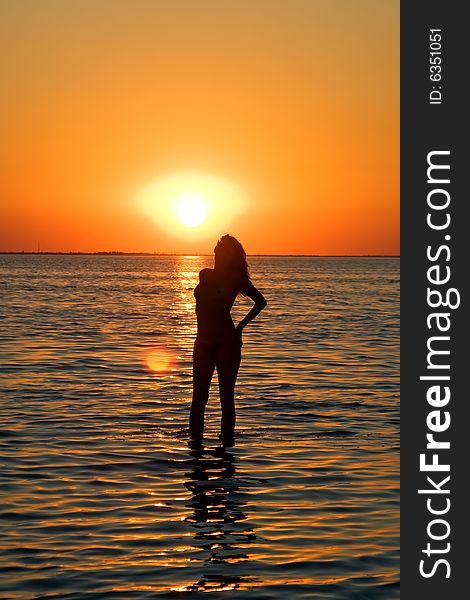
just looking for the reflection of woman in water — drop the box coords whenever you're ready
[189,235,267,444]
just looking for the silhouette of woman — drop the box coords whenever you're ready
[189,235,267,444]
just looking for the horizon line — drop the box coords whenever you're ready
[0,251,400,258]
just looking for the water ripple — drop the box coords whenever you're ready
[0,255,399,598]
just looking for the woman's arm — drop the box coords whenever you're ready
[236,283,267,333]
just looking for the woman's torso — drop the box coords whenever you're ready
[194,269,240,343]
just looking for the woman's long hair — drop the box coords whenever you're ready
[214,234,251,292]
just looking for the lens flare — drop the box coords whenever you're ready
[144,347,174,374]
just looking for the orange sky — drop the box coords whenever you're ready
[0,0,399,255]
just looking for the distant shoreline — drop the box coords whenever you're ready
[0,251,399,258]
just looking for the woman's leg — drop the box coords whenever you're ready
[190,341,215,440]
[216,340,242,442]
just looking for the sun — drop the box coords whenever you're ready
[137,170,247,239]
[173,194,208,228]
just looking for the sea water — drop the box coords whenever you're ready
[0,255,399,598]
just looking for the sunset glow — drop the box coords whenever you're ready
[0,1,399,255]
